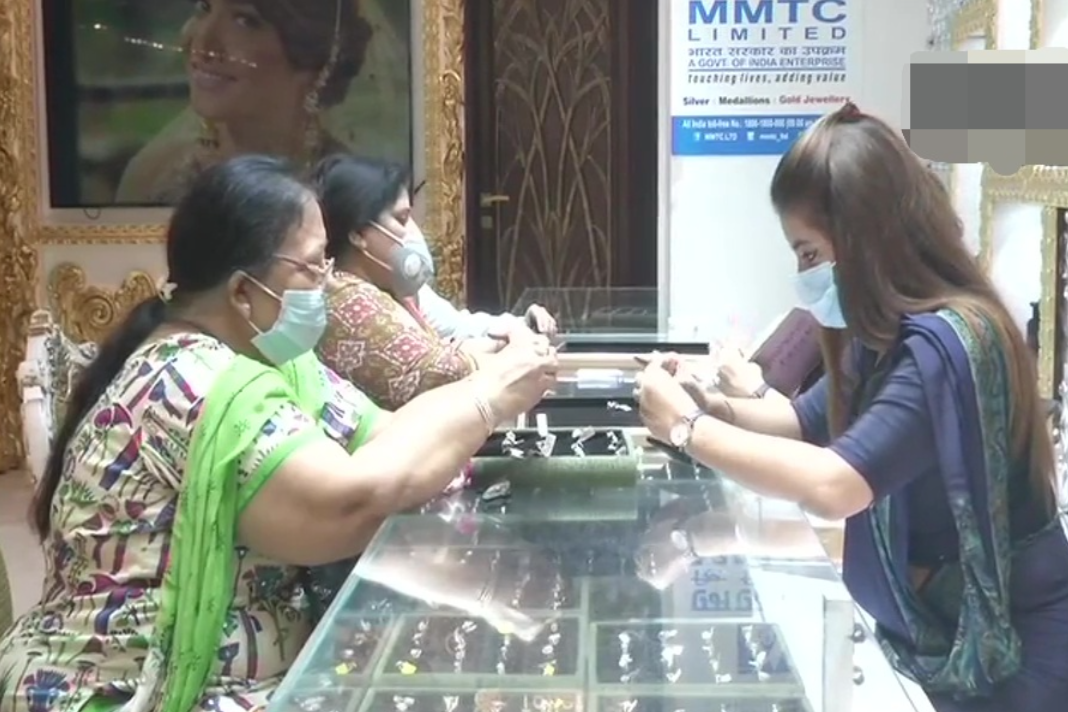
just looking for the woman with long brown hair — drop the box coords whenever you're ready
[634,104,1068,711]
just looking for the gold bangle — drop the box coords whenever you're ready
[472,393,498,434]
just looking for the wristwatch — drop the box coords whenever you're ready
[669,408,706,449]
[752,382,770,398]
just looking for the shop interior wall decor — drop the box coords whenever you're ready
[979,166,1068,400]
[1030,0,1068,502]
[949,0,997,260]
[0,0,466,472]
[925,0,995,191]
[46,264,157,345]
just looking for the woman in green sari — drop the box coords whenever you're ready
[0,156,557,712]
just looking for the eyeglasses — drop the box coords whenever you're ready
[273,253,334,284]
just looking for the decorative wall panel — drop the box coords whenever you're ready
[490,0,613,307]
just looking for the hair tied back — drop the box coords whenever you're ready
[838,101,864,120]
[157,278,177,303]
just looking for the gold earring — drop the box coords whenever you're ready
[302,89,324,162]
[198,118,220,151]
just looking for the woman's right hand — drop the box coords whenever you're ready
[480,338,559,420]
[638,351,715,409]
[715,345,765,398]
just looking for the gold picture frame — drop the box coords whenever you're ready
[1031,0,1046,48]
[944,0,996,211]
[0,0,466,471]
[979,166,1068,398]
[950,0,997,47]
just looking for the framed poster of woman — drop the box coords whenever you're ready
[1,0,464,271]
[45,0,412,207]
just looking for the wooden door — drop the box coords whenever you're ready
[464,0,658,312]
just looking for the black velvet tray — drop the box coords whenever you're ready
[277,686,364,712]
[558,339,707,355]
[297,615,392,683]
[477,428,630,458]
[587,577,668,621]
[526,397,641,428]
[593,622,798,687]
[360,690,584,711]
[595,696,812,712]
[379,615,582,682]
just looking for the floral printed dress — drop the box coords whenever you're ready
[0,334,378,712]
[317,271,475,410]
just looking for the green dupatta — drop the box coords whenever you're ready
[122,352,328,712]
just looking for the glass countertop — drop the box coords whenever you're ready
[270,452,922,712]
[511,287,710,353]
[513,288,659,335]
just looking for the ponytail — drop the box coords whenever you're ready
[31,297,168,539]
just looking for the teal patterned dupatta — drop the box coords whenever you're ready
[851,309,1029,699]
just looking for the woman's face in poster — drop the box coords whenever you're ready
[182,0,316,124]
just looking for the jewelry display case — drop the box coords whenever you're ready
[506,288,716,428]
[512,287,662,336]
[271,452,924,712]
[512,286,707,353]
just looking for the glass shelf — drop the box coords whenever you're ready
[270,453,921,712]
[512,287,660,336]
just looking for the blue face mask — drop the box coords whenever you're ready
[246,278,328,365]
[794,262,847,329]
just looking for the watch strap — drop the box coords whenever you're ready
[683,408,706,427]
[676,408,706,448]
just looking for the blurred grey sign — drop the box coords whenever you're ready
[904,49,1068,174]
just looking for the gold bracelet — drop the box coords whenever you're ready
[723,399,736,424]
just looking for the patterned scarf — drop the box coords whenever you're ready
[118,353,326,712]
[854,309,1023,698]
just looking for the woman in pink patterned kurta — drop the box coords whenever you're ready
[319,271,476,410]
[312,155,505,410]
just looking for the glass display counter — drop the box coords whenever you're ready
[512,287,660,335]
[511,287,707,355]
[270,448,923,712]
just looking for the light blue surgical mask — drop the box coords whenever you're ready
[245,277,328,365]
[794,262,846,329]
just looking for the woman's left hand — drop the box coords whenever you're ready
[635,355,701,442]
[460,337,507,357]
[715,344,765,397]
[525,304,558,336]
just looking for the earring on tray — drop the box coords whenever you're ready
[537,620,562,677]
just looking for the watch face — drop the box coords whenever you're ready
[669,421,689,448]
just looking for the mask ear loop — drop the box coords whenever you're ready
[350,227,395,275]
[368,220,406,245]
[238,272,283,337]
